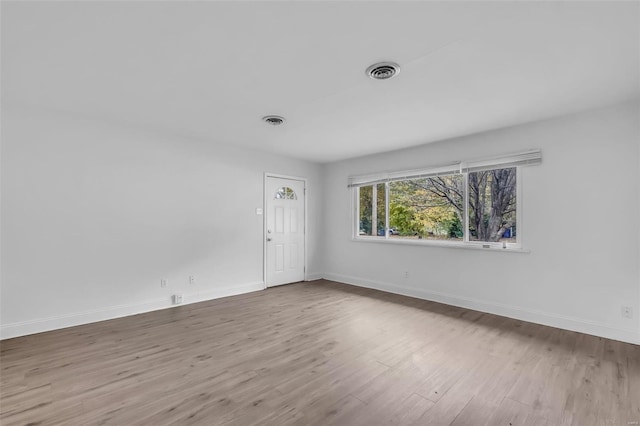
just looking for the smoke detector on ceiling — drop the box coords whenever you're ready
[262,115,286,126]
[366,62,400,80]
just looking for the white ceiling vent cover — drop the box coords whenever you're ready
[366,62,400,80]
[262,115,286,125]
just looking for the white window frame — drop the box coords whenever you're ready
[350,150,539,252]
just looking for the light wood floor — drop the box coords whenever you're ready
[1,280,638,425]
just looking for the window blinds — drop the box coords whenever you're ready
[347,149,541,188]
[460,149,542,173]
[347,163,460,188]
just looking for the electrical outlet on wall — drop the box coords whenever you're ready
[403,271,409,279]
[621,306,633,319]
[189,275,196,285]
[173,294,183,305]
[160,279,168,288]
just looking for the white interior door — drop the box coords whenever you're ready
[266,176,305,287]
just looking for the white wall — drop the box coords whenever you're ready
[0,104,323,339]
[321,101,640,345]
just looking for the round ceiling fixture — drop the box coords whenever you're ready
[262,115,286,126]
[366,62,400,80]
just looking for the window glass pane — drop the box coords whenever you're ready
[376,183,386,236]
[358,186,373,236]
[468,167,516,242]
[275,187,297,200]
[389,175,463,240]
[358,184,386,237]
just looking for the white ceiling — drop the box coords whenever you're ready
[2,1,639,163]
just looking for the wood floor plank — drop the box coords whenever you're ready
[484,397,537,425]
[1,280,637,425]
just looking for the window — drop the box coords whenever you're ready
[468,167,516,243]
[358,184,386,236]
[351,150,540,249]
[275,187,297,200]
[389,175,463,241]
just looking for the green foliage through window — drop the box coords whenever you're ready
[389,175,463,241]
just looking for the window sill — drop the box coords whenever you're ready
[351,237,530,253]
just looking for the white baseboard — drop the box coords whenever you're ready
[4,275,638,346]
[0,281,264,340]
[305,272,324,281]
[322,273,640,346]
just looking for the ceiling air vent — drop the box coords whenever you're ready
[262,115,285,126]
[366,62,400,80]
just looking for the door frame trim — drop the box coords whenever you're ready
[263,173,308,289]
